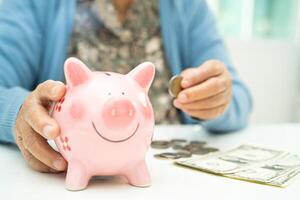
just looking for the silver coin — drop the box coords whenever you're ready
[168,75,183,98]
[171,139,187,144]
[171,139,187,148]
[183,144,201,152]
[151,140,171,149]
[192,147,219,155]
[190,140,207,146]
[154,152,182,160]
[172,144,185,150]
[175,151,192,158]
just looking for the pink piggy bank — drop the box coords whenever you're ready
[52,57,155,191]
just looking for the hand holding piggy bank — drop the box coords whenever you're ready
[52,58,155,191]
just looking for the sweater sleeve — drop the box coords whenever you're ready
[0,0,42,143]
[181,0,253,132]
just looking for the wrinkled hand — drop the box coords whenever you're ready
[14,80,67,172]
[173,60,232,120]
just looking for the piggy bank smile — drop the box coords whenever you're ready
[92,122,139,143]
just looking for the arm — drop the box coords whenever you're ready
[0,0,42,143]
[0,0,68,173]
[179,0,253,132]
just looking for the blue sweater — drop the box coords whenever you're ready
[0,0,252,143]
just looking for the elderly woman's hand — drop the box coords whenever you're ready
[173,60,232,120]
[14,80,67,172]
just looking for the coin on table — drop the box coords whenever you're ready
[171,139,187,147]
[154,152,182,160]
[168,75,183,98]
[190,140,207,146]
[151,140,171,149]
[172,144,185,150]
[175,151,192,158]
[171,139,187,144]
[192,147,219,155]
[183,144,201,152]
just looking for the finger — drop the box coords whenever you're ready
[177,75,229,103]
[20,145,53,173]
[183,104,228,120]
[15,132,52,173]
[34,80,66,102]
[22,125,67,171]
[181,60,225,88]
[180,68,196,80]
[174,89,231,110]
[25,101,60,139]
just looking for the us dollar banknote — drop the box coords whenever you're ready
[176,144,300,187]
[227,153,300,187]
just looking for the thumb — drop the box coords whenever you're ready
[34,80,66,102]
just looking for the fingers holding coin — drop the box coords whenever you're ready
[169,60,233,121]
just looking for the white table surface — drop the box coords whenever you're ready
[1,124,300,200]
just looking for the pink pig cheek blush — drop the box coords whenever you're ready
[69,101,85,120]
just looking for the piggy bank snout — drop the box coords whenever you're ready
[102,97,136,129]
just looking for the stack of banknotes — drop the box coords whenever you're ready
[175,144,300,187]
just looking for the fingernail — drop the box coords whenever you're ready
[53,159,66,170]
[178,93,188,103]
[173,100,180,108]
[181,80,190,88]
[43,125,53,138]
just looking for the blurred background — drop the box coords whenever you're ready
[207,0,300,124]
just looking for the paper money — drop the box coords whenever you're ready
[227,153,300,187]
[177,144,283,174]
[176,144,300,187]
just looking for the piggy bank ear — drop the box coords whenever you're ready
[64,57,92,87]
[127,62,155,92]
